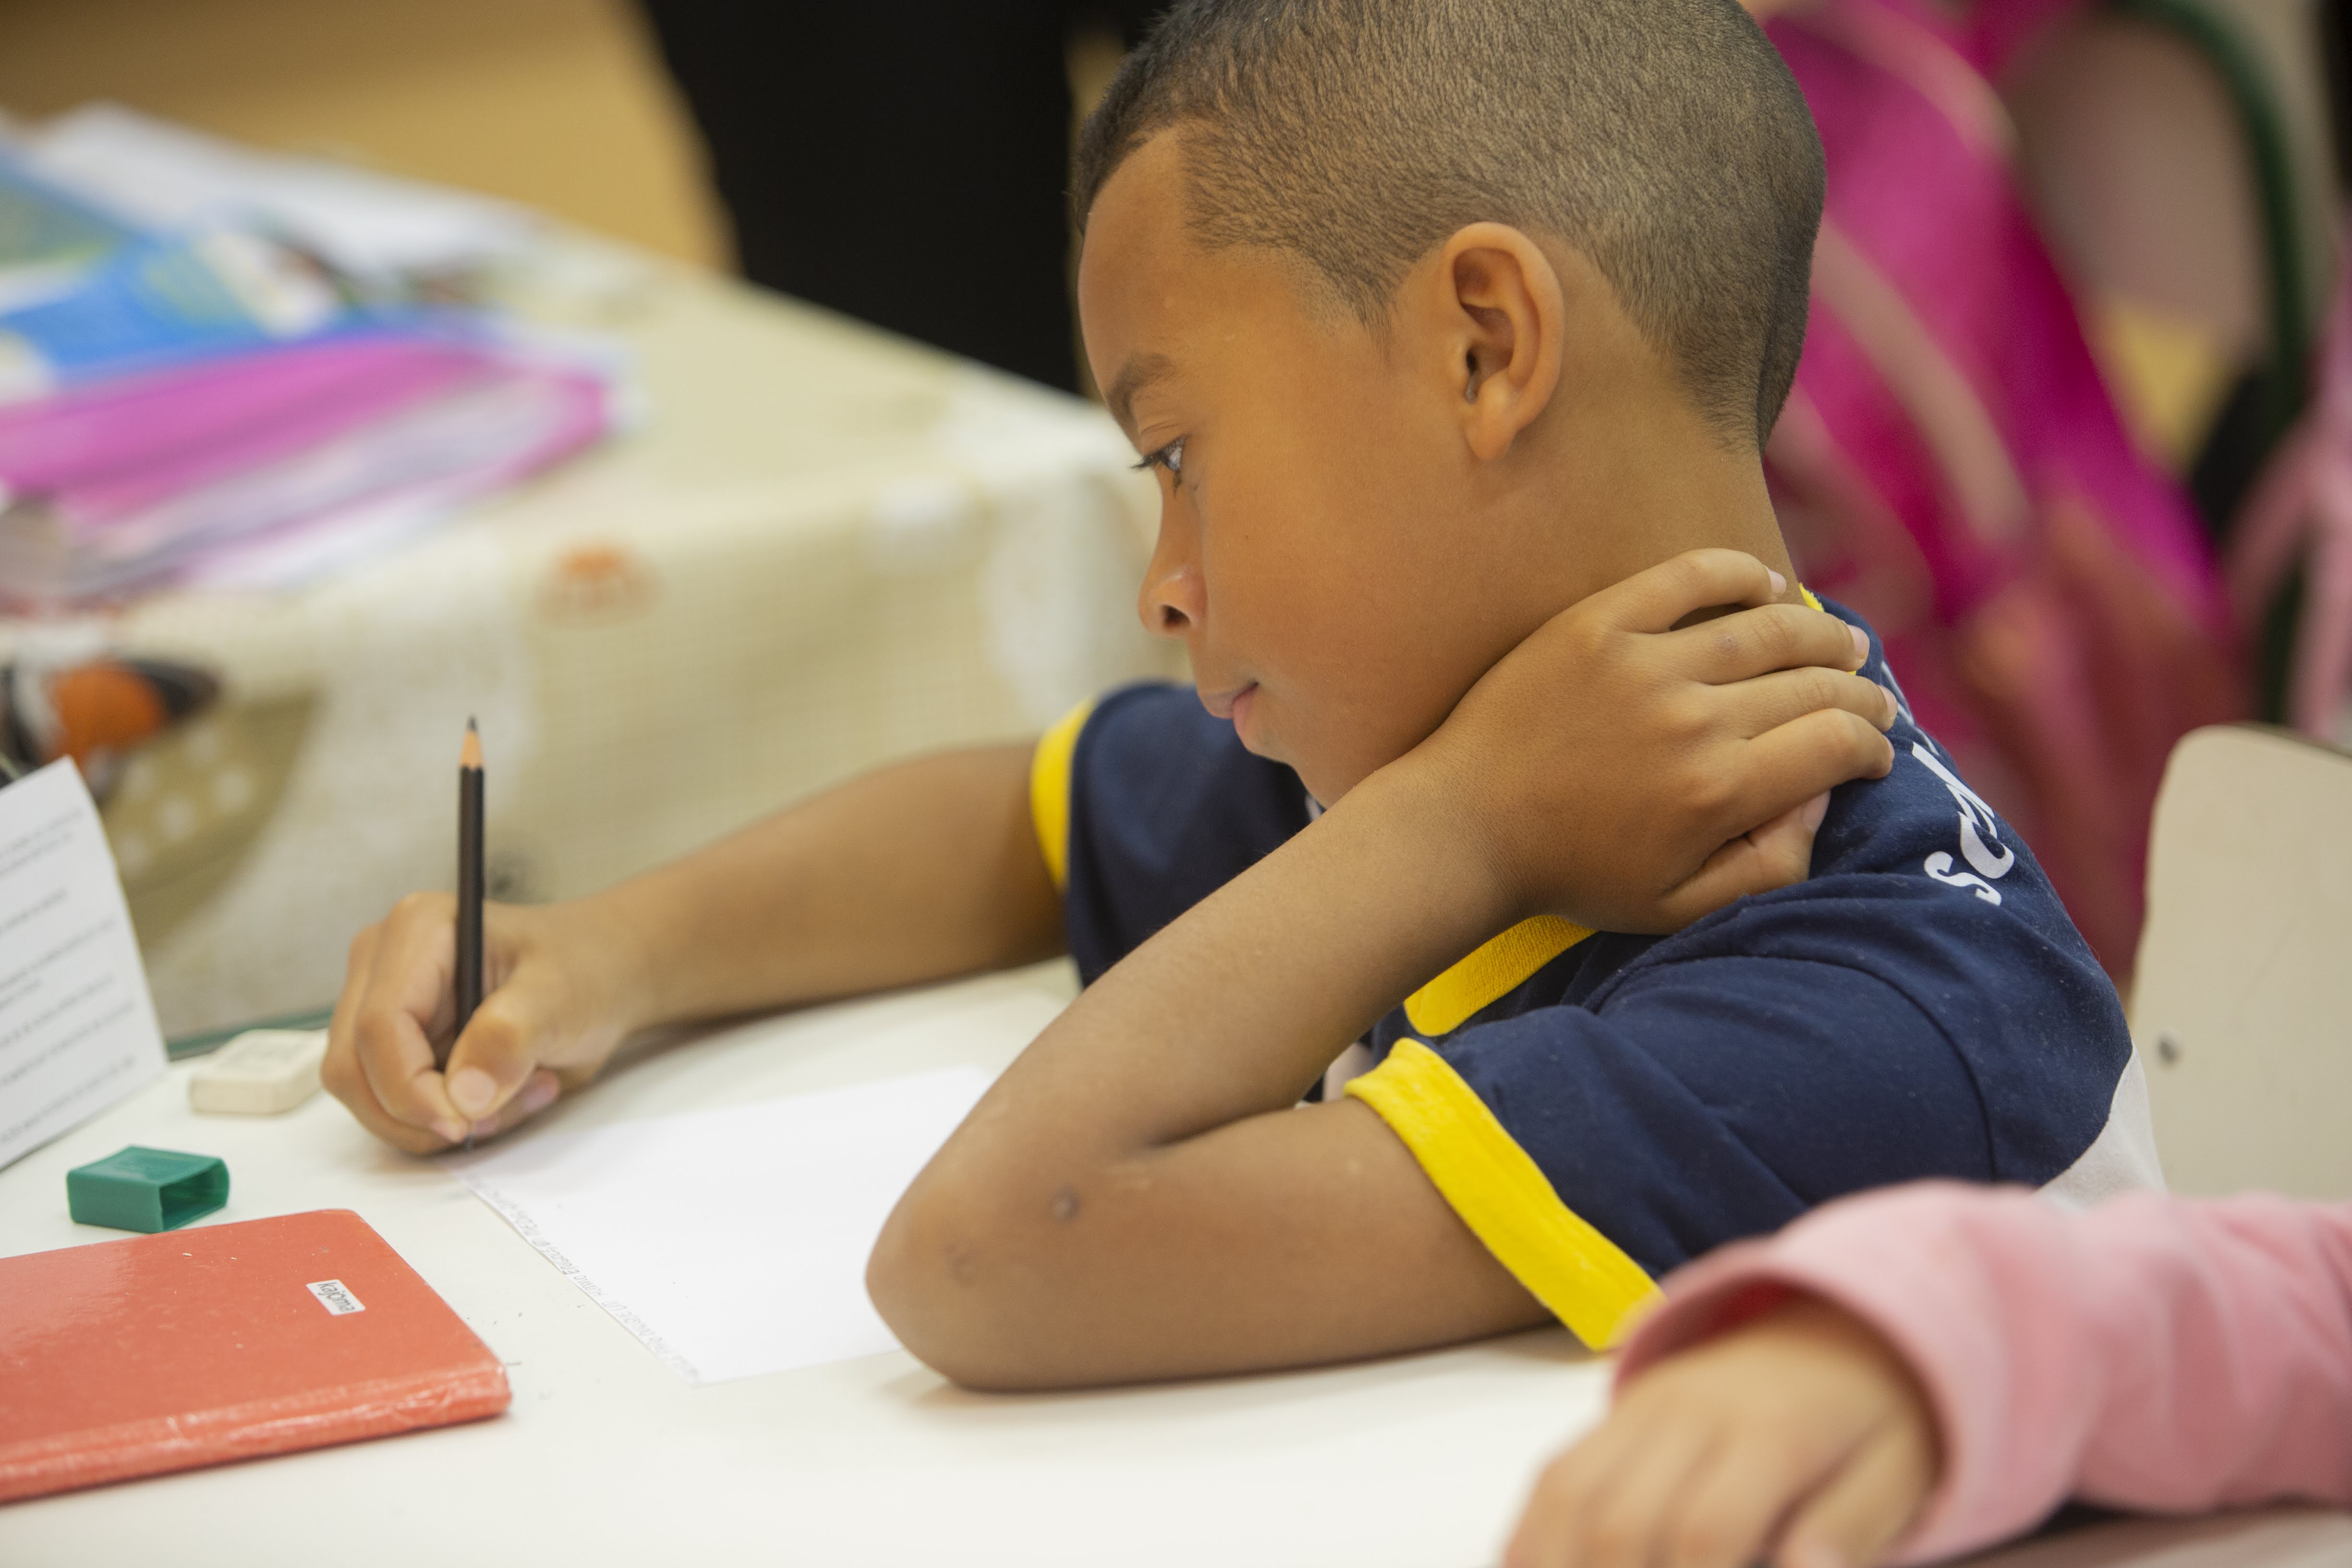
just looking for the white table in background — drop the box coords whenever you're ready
[1,966,2343,1567]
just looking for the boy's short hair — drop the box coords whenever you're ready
[1074,0,1825,450]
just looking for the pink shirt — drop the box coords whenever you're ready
[1614,1182,2352,1564]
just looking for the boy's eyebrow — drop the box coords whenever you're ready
[1105,352,1176,438]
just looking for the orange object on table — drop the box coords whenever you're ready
[0,1209,508,1502]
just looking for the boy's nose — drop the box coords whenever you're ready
[1139,561,1205,640]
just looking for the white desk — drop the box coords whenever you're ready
[1,965,2344,1567]
[0,965,1611,1568]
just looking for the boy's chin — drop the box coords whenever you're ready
[1236,705,1374,807]
[1277,747,1353,814]
[1236,719,1309,789]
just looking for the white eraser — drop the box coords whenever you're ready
[189,1028,329,1115]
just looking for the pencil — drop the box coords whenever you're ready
[450,718,485,1067]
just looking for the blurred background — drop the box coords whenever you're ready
[0,0,2342,1039]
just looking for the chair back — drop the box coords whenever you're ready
[2134,723,2352,1197]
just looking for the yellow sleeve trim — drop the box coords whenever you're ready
[1800,584,1825,611]
[1403,915,1594,1037]
[1029,699,1095,892]
[1348,1039,1660,1348]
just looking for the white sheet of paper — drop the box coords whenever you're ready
[445,1066,990,1384]
[0,759,168,1169]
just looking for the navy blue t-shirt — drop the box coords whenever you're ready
[1029,598,2159,1347]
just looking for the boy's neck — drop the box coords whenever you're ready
[1504,318,1802,606]
[1632,449,1797,593]
[1517,435,1797,612]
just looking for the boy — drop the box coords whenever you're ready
[325,0,2153,1389]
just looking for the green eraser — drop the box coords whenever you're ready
[66,1146,230,1233]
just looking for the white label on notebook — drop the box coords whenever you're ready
[306,1278,364,1315]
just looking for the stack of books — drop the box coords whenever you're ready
[0,108,618,607]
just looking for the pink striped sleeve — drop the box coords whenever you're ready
[1613,1182,2352,1564]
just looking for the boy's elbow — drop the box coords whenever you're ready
[865,1180,1072,1392]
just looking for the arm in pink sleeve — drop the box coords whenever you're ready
[1613,1182,2352,1564]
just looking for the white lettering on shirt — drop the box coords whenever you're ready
[1911,741,2013,905]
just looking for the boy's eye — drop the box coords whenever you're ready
[1133,438,1187,485]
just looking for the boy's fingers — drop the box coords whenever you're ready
[443,980,553,1122]
[461,1068,563,1144]
[1773,1422,1936,1568]
[1737,791,1830,889]
[1649,793,1826,929]
[1716,710,1895,836]
[322,930,453,1155]
[351,1002,464,1147]
[330,1063,460,1155]
[1719,668,1895,740]
[349,895,467,1143]
[1666,602,1870,683]
[1603,549,1785,634]
[1749,792,1832,879]
[1648,703,1894,927]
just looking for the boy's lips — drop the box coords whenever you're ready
[1200,681,1259,739]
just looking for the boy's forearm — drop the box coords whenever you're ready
[872,753,1537,1382]
[584,743,1064,1028]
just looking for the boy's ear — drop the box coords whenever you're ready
[1429,223,1567,462]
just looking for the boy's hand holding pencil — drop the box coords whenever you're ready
[325,721,647,1152]
[324,892,647,1153]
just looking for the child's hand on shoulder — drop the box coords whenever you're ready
[1506,1296,1939,1568]
[1413,548,1897,934]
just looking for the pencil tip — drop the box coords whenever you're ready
[461,721,483,770]
[466,717,477,732]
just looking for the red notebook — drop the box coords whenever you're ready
[0,1208,509,1502]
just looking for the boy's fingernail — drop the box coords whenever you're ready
[519,1074,561,1115]
[1878,681,1901,721]
[1848,626,1870,665]
[1802,791,1831,831]
[449,1066,497,1117]
[430,1117,468,1145]
[1769,568,1788,596]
